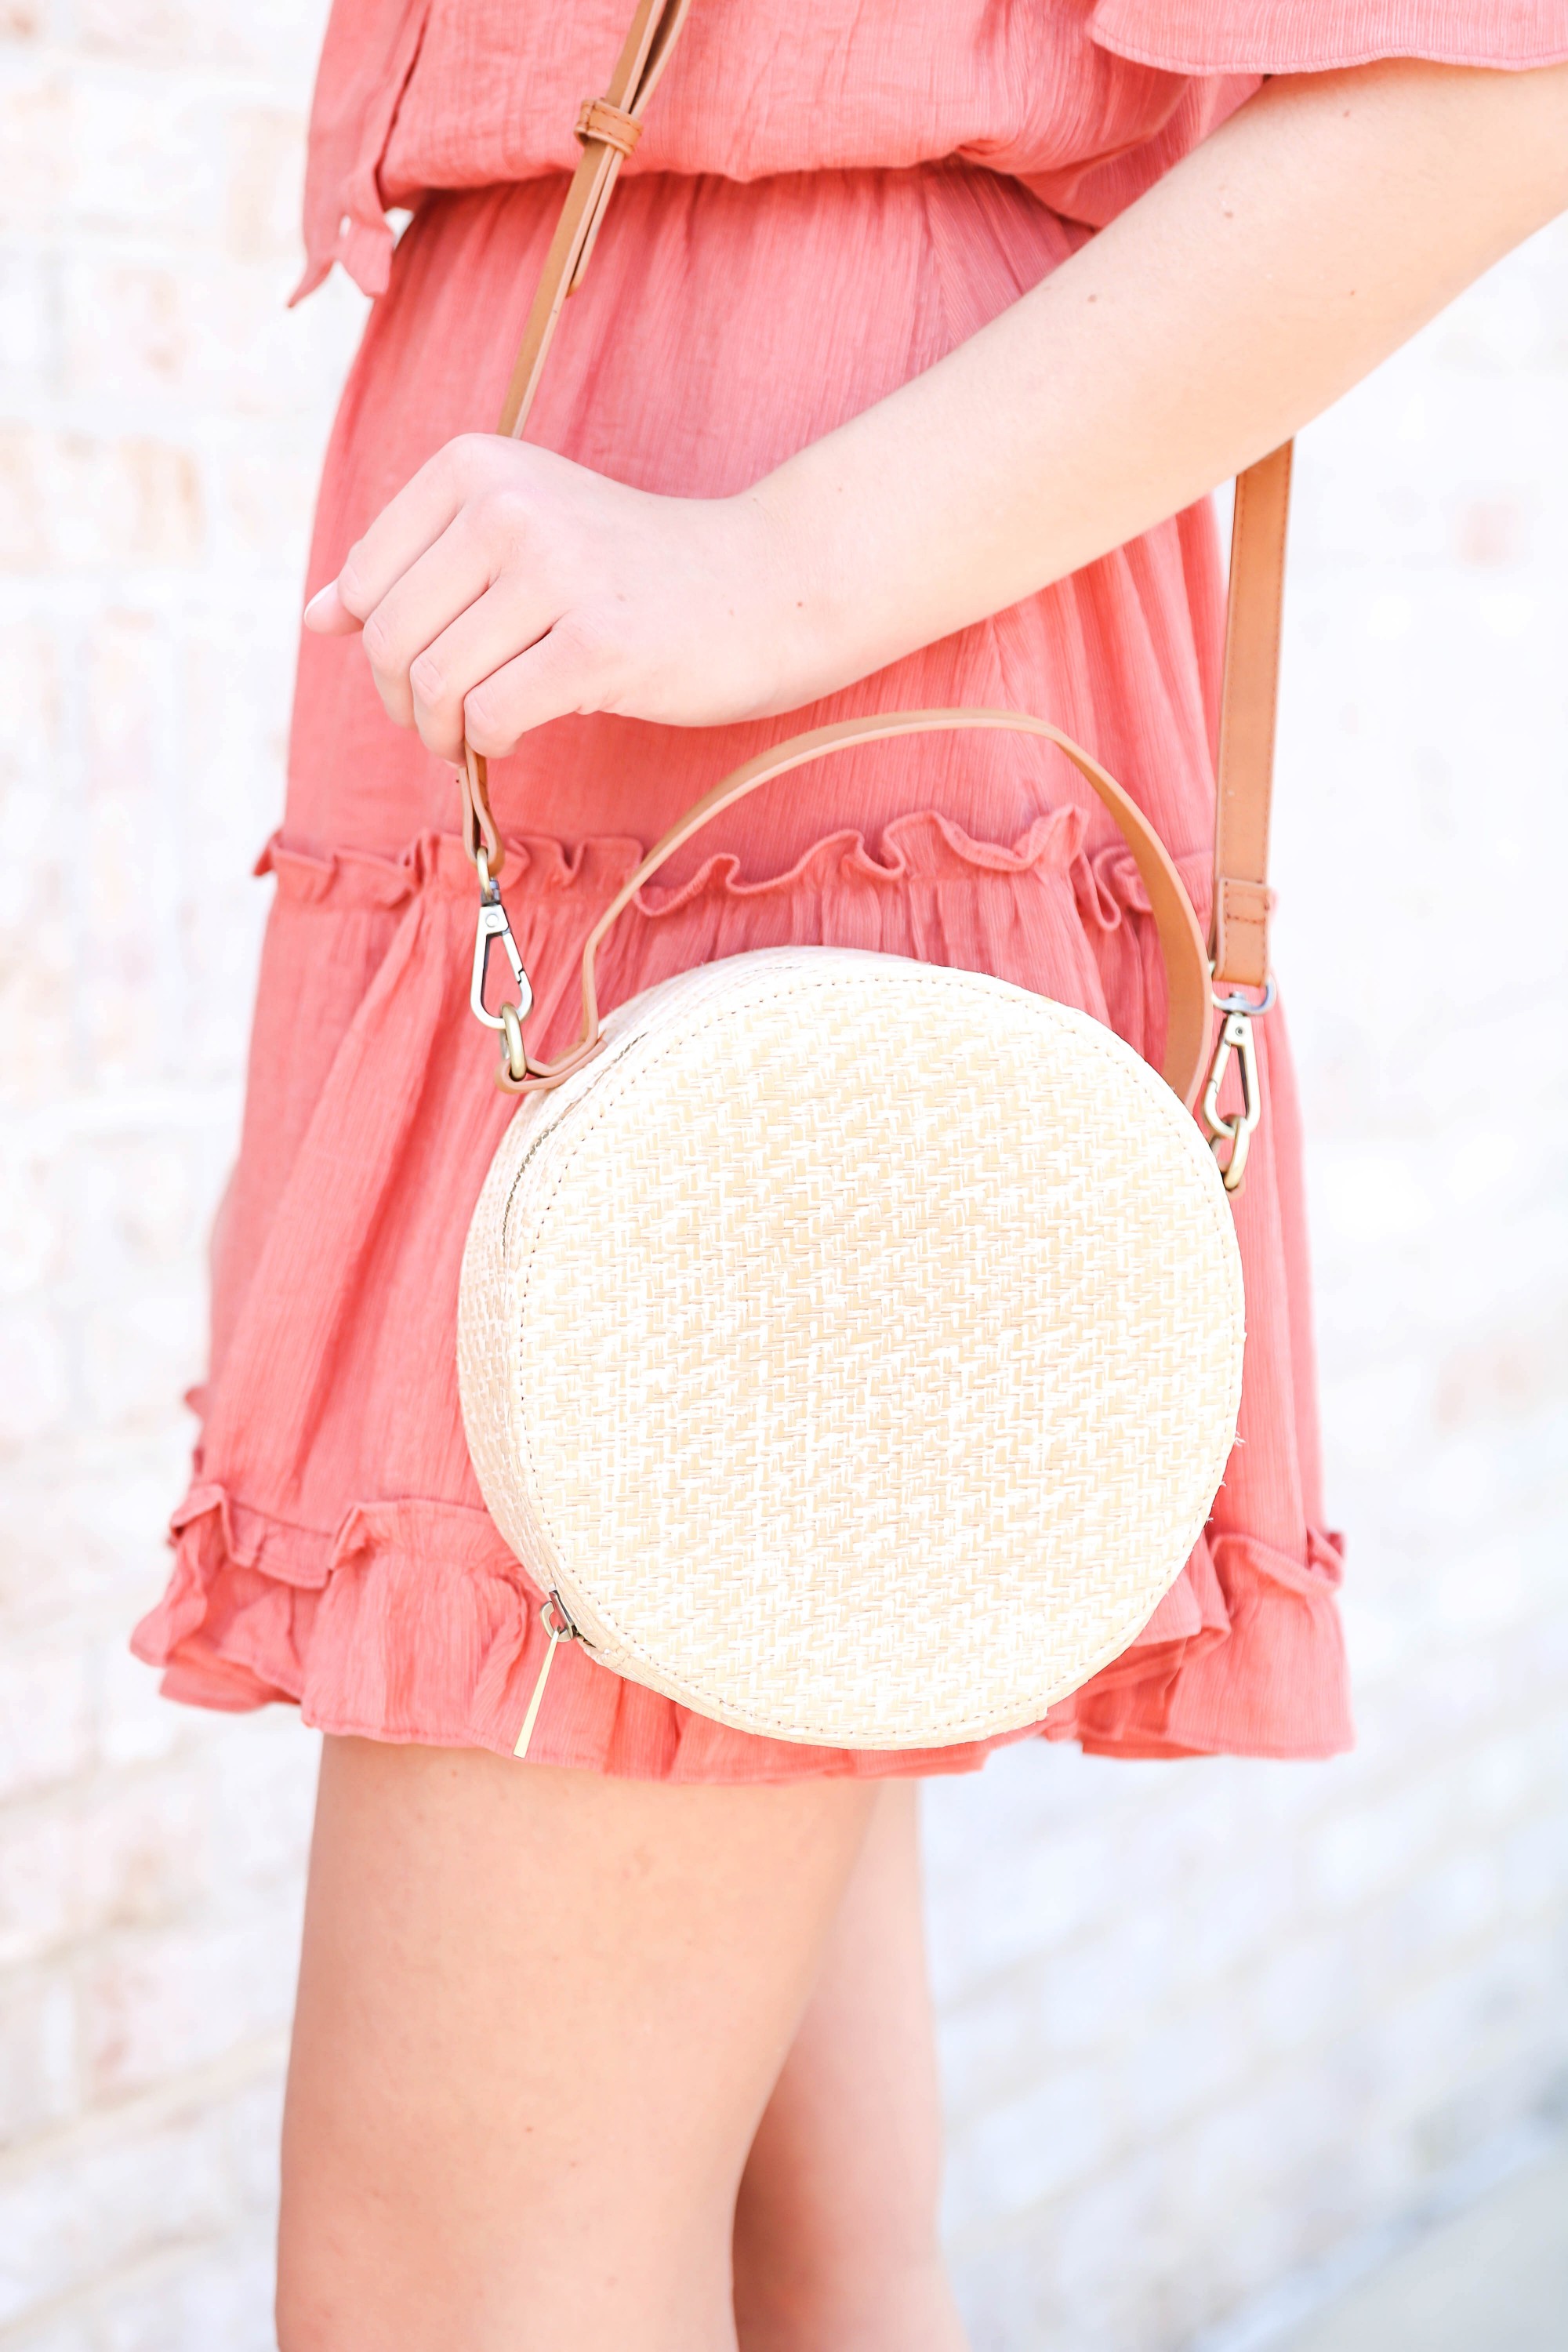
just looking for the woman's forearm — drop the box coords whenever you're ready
[761,59,1568,692]
[308,58,1568,759]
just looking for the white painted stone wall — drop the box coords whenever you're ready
[935,218,1568,2350]
[2,5,361,2342]
[1,8,1564,2347]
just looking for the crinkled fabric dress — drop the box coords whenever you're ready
[133,0,1567,1777]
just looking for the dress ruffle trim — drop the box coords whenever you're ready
[132,806,1351,1775]
[252,804,1199,1073]
[256,803,1202,922]
[131,1484,1350,1780]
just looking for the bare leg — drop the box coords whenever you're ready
[276,1737,875,2352]
[733,1782,969,2352]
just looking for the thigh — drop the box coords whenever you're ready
[733,1782,968,2352]
[277,1736,875,2352]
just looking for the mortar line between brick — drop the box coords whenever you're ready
[0,2030,291,2191]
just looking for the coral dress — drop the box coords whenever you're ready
[132,0,1565,1777]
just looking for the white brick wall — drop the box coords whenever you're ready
[933,216,1568,2350]
[1,4,358,2339]
[2,8,1564,2346]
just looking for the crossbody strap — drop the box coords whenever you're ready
[459,0,694,883]
[495,0,694,437]
[1212,441,1290,990]
[459,0,1290,1178]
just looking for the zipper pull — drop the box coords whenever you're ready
[514,1592,580,1760]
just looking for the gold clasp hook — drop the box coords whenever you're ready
[469,843,534,1084]
[1201,980,1275,1196]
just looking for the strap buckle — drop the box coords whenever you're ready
[1201,980,1275,1196]
[575,95,642,156]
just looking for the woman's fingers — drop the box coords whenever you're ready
[301,581,364,635]
[461,613,621,757]
[301,434,509,648]
[399,571,571,758]
[336,434,498,616]
[303,441,586,747]
[300,433,794,750]
[354,510,536,739]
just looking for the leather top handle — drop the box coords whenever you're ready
[506,709,1213,1109]
[462,0,1290,1008]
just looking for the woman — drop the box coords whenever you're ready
[132,4,1568,2345]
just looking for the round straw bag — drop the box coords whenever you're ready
[448,0,1288,1756]
[457,710,1247,1751]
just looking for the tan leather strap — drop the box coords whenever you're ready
[495,0,691,439]
[506,710,1212,1109]
[1212,441,1291,989]
[461,0,693,879]
[464,0,1290,1022]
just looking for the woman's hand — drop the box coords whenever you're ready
[308,60,1568,766]
[303,434,821,760]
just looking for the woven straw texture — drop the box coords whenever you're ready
[458,948,1244,1747]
